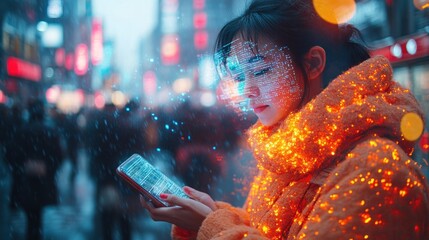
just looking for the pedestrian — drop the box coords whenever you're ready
[86,101,145,240]
[141,0,429,239]
[5,99,63,240]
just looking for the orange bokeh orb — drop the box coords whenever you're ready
[313,0,356,24]
[414,0,429,10]
[400,112,424,141]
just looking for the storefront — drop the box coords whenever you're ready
[1,11,42,106]
[4,56,43,104]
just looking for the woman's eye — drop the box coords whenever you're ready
[234,73,245,82]
[253,67,271,77]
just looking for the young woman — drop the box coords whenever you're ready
[141,0,429,239]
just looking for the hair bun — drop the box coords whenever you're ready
[339,24,354,43]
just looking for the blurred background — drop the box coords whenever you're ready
[0,0,428,239]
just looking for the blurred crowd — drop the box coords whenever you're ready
[0,99,258,240]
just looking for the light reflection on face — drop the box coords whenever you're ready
[216,36,305,127]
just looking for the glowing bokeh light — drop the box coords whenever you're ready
[406,39,417,55]
[111,91,127,108]
[413,0,429,10]
[400,112,424,141]
[420,132,429,153]
[0,90,6,104]
[143,71,157,96]
[172,78,193,93]
[391,44,402,58]
[57,91,83,114]
[75,89,85,105]
[200,91,216,107]
[313,0,356,24]
[45,85,61,103]
[94,92,105,109]
[37,21,48,32]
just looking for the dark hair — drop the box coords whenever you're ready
[214,0,370,88]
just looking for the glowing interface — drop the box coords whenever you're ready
[215,39,302,114]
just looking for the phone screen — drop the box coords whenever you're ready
[116,154,189,207]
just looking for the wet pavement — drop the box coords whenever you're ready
[0,149,172,240]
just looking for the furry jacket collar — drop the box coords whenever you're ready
[247,55,424,180]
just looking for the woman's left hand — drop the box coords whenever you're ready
[140,186,217,231]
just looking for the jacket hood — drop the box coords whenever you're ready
[247,56,425,177]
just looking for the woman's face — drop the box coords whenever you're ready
[219,36,306,127]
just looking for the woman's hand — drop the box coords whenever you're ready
[140,186,217,231]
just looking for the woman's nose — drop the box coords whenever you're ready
[243,81,260,98]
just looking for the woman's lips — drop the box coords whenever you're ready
[252,105,268,113]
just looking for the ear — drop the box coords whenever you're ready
[303,46,326,81]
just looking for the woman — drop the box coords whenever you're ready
[141,0,429,239]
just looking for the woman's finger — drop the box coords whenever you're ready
[183,186,217,211]
[161,193,213,216]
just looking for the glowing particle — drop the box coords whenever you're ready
[369,141,377,147]
[415,225,420,232]
[400,112,424,141]
[363,215,371,223]
[262,225,269,234]
[392,150,400,161]
[399,190,407,197]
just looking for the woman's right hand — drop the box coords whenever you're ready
[140,186,217,231]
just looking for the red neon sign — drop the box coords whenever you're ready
[194,30,208,50]
[91,19,103,65]
[65,53,74,70]
[193,12,207,29]
[6,57,41,82]
[370,33,429,63]
[55,48,65,66]
[74,44,88,76]
[193,0,205,9]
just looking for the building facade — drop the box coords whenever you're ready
[0,0,94,113]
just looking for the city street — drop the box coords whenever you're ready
[0,149,171,240]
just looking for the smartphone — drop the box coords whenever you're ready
[116,153,189,207]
